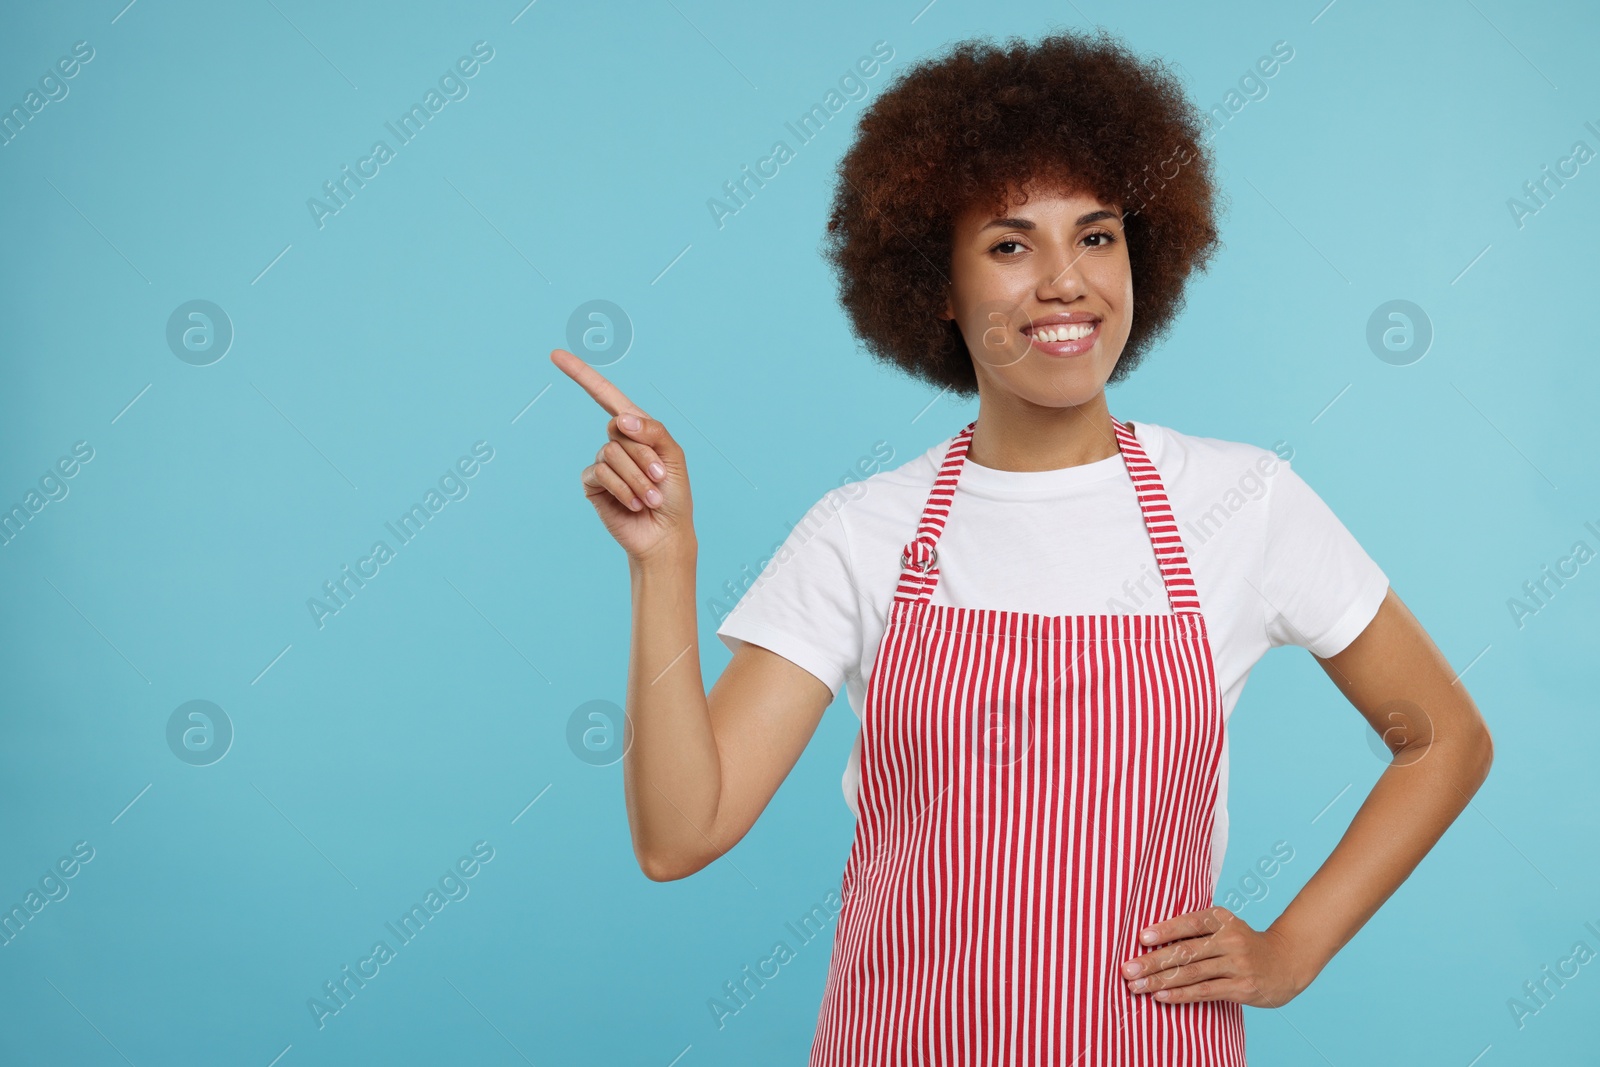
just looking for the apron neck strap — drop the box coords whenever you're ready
[892,417,1205,615]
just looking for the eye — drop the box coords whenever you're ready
[1083,229,1118,248]
[989,239,1026,256]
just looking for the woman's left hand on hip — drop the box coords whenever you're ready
[1119,906,1312,1008]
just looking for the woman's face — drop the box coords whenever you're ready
[940,182,1133,409]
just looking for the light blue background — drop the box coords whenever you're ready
[2,0,1596,1063]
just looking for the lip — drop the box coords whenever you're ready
[1022,313,1102,358]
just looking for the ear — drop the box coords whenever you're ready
[938,290,954,322]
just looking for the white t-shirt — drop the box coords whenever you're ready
[714,420,1389,890]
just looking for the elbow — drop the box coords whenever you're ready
[632,814,728,882]
[1443,722,1495,796]
[638,853,686,882]
[1475,724,1495,782]
[635,847,706,883]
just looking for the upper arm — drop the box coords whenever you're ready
[687,638,834,874]
[1261,457,1391,656]
[1313,586,1494,772]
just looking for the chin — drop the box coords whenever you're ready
[1016,366,1113,408]
[998,383,1100,411]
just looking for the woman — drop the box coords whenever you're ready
[554,28,1493,1066]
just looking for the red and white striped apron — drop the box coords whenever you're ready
[810,416,1246,1066]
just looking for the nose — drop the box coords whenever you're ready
[1035,243,1087,303]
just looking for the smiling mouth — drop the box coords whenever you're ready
[1022,319,1100,356]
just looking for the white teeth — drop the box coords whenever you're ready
[1033,322,1096,343]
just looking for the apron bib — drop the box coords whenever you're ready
[809,416,1247,1065]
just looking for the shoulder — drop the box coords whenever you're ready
[866,429,955,486]
[775,435,947,556]
[1136,421,1288,481]
[1133,422,1296,542]
[802,433,951,514]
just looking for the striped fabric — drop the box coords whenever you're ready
[810,417,1246,1066]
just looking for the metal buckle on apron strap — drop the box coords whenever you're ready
[900,546,938,572]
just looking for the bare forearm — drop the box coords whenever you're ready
[622,541,720,877]
[1268,734,1492,985]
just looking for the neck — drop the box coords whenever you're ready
[965,391,1120,472]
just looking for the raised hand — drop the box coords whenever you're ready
[551,348,694,563]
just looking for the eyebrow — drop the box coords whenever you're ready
[979,209,1120,232]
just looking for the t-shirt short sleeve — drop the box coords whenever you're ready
[1262,459,1389,657]
[714,494,861,699]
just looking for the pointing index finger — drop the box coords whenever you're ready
[550,348,650,420]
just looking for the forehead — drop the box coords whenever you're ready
[954,179,1119,229]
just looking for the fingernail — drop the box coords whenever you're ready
[1123,963,1140,977]
[645,488,662,507]
[647,461,665,480]
[621,415,641,432]
[629,496,643,510]
[1131,979,1147,991]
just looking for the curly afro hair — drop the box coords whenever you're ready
[823,28,1226,398]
